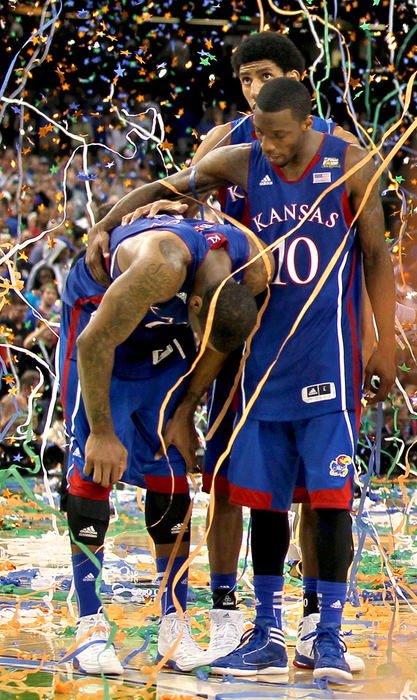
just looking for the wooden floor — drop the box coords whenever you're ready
[1,474,417,699]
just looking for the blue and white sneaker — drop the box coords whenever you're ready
[210,623,289,676]
[295,613,364,672]
[313,622,353,682]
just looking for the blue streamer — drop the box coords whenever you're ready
[190,165,205,220]
[0,1,63,104]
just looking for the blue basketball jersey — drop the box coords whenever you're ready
[241,134,362,421]
[218,114,337,223]
[59,217,250,391]
[108,216,249,377]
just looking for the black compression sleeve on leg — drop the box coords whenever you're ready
[315,508,353,583]
[66,493,110,546]
[250,509,289,576]
[145,491,191,545]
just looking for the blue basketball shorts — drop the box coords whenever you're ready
[62,357,192,501]
[226,410,358,511]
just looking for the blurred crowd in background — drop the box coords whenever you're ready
[2,0,417,487]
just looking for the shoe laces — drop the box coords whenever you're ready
[210,616,242,650]
[315,626,347,656]
[165,615,202,655]
[234,625,264,651]
[301,629,317,643]
[77,613,110,643]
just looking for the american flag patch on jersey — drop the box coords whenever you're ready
[313,172,332,184]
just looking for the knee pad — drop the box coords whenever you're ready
[145,491,191,545]
[66,493,110,547]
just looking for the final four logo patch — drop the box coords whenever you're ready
[322,157,340,168]
[329,454,352,478]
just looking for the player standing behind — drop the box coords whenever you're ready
[178,32,364,671]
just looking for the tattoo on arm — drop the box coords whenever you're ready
[159,239,183,266]
[78,237,186,429]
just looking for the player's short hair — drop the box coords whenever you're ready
[200,280,258,353]
[256,77,311,122]
[231,31,305,76]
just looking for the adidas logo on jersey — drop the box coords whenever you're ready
[82,572,96,582]
[73,447,81,458]
[302,382,336,404]
[259,174,273,186]
[78,525,98,539]
[170,523,184,535]
[330,599,342,609]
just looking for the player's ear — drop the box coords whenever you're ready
[285,69,301,81]
[189,294,203,314]
[302,115,314,131]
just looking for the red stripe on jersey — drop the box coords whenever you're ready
[217,185,228,210]
[61,294,103,422]
[145,474,189,494]
[232,387,240,413]
[292,486,310,503]
[341,188,354,229]
[272,134,326,183]
[0,346,8,366]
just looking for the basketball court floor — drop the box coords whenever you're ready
[0,473,417,699]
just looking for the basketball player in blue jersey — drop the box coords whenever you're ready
[59,215,273,676]
[93,32,366,671]
[85,77,396,680]
[187,32,365,675]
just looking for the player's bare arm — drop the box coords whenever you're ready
[109,144,250,228]
[119,126,237,224]
[243,235,275,294]
[333,125,360,145]
[77,233,190,487]
[346,147,396,403]
[160,347,229,472]
[86,144,249,282]
[163,226,273,464]
[192,123,233,163]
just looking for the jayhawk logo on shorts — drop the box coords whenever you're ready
[329,454,352,478]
